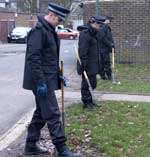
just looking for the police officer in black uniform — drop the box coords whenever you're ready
[77,16,104,109]
[23,3,81,157]
[77,25,88,32]
[98,16,115,80]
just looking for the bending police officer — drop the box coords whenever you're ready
[23,3,81,157]
[77,16,104,109]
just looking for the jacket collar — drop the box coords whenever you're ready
[87,23,97,36]
[37,15,56,33]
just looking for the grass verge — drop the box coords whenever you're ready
[66,101,150,157]
[97,64,150,94]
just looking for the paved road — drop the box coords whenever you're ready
[0,40,77,136]
[0,43,26,55]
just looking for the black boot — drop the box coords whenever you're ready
[107,73,112,80]
[101,75,107,80]
[58,145,81,157]
[92,102,101,107]
[83,103,94,110]
[92,102,98,107]
[24,142,48,155]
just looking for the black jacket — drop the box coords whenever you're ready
[77,24,99,75]
[98,24,115,54]
[23,15,61,90]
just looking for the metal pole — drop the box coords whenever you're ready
[37,0,40,13]
[111,48,120,84]
[95,0,100,16]
[61,61,65,130]
[111,48,116,83]
[74,45,96,102]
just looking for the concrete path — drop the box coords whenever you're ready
[56,90,150,103]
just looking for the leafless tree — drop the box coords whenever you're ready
[17,0,73,13]
[17,0,38,13]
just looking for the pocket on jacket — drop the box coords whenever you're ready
[42,66,58,74]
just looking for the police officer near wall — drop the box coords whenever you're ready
[77,16,104,109]
[23,3,81,157]
[98,16,115,80]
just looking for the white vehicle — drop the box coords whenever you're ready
[55,25,64,32]
[7,27,31,43]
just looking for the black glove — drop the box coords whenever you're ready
[110,45,115,53]
[59,75,70,87]
[111,43,115,49]
[81,60,88,72]
[37,83,48,97]
[77,60,87,75]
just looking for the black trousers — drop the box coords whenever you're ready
[26,88,66,148]
[81,74,97,105]
[99,53,112,79]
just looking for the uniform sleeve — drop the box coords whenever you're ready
[109,30,115,48]
[78,31,90,68]
[102,26,114,49]
[26,28,45,85]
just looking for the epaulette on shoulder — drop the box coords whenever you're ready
[27,23,42,38]
[35,22,43,29]
[81,29,88,35]
[84,29,88,33]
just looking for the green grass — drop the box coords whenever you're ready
[66,102,150,157]
[116,52,150,64]
[97,64,150,94]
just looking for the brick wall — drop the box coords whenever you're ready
[0,12,37,26]
[0,11,37,42]
[83,1,150,63]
